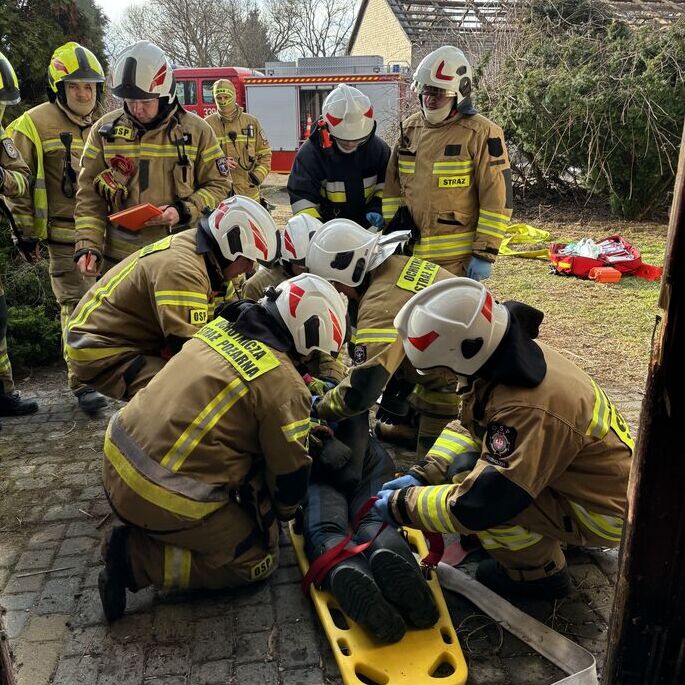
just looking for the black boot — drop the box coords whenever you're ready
[326,552,406,644]
[361,525,439,629]
[98,525,132,622]
[0,391,38,416]
[476,559,572,600]
[76,388,107,415]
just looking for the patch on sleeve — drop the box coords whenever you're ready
[487,137,504,158]
[2,138,18,159]
[353,344,367,364]
[485,422,517,461]
[216,156,230,176]
[190,309,208,325]
[444,144,461,156]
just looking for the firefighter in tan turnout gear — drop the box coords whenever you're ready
[306,220,460,457]
[97,273,348,622]
[0,51,38,422]
[75,41,230,276]
[374,279,632,600]
[7,42,108,413]
[205,79,272,202]
[67,196,279,400]
[383,46,513,280]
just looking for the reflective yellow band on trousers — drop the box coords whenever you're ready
[477,525,543,551]
[570,501,623,542]
[163,545,192,590]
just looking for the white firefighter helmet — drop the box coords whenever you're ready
[112,41,175,101]
[207,196,280,266]
[411,45,472,105]
[306,219,381,287]
[281,214,323,266]
[270,274,347,357]
[394,278,509,376]
[321,84,375,141]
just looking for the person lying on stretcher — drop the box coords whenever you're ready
[300,408,440,644]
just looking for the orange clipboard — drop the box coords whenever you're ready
[108,203,163,231]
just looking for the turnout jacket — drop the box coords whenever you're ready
[103,315,312,533]
[0,127,30,199]
[288,126,390,226]
[316,255,456,422]
[75,105,230,262]
[205,108,271,201]
[7,101,95,243]
[383,110,513,267]
[66,229,223,380]
[389,342,632,537]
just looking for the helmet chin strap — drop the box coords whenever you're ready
[422,99,455,124]
[334,139,358,154]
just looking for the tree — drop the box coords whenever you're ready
[488,0,685,218]
[0,0,108,114]
[119,0,235,67]
[112,0,356,68]
[264,0,355,57]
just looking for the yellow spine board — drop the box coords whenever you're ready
[289,522,468,685]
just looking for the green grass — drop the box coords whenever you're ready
[489,220,667,392]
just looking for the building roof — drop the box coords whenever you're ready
[349,0,685,52]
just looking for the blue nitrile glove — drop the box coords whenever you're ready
[366,212,384,231]
[466,256,493,282]
[382,474,422,491]
[373,489,396,523]
[310,395,320,419]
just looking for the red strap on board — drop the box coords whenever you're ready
[301,496,386,595]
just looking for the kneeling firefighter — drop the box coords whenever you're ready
[375,279,632,600]
[98,273,348,621]
[66,196,279,400]
[306,219,460,457]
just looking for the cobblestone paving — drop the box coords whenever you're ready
[0,366,641,684]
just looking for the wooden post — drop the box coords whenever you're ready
[603,125,685,683]
[0,608,16,685]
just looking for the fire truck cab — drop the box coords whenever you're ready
[173,66,262,118]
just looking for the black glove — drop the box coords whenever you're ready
[375,376,414,425]
[309,432,352,472]
[14,236,42,264]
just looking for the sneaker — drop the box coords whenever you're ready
[0,391,39,417]
[98,526,130,622]
[476,559,572,600]
[76,388,107,414]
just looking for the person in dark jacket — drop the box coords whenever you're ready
[287,84,390,230]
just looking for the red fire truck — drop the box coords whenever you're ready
[173,66,262,117]
[174,57,410,172]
